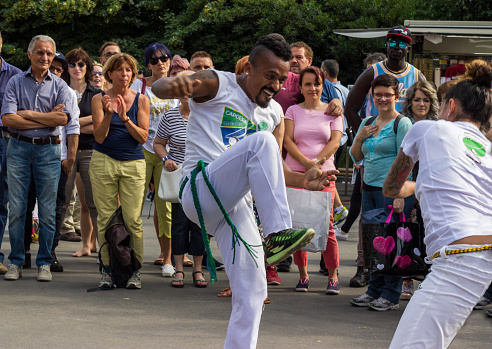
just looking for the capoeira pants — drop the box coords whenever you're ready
[180,132,292,349]
[389,244,492,349]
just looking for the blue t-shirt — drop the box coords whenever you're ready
[93,92,144,161]
[350,115,412,187]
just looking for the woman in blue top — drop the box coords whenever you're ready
[349,74,414,311]
[89,53,150,289]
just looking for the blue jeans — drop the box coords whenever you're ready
[0,137,9,263]
[362,188,414,304]
[7,138,61,267]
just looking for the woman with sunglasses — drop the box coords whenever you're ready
[349,74,414,311]
[64,48,102,258]
[90,62,107,91]
[130,43,178,277]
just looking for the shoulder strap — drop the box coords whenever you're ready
[366,115,377,126]
[393,114,403,135]
[140,78,146,94]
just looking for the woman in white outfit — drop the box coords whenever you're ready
[383,60,492,349]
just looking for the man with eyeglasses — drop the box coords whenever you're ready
[0,31,22,275]
[99,41,120,66]
[345,25,426,131]
[1,35,73,282]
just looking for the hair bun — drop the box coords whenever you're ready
[461,60,492,88]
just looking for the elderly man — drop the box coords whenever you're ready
[0,31,22,275]
[1,35,72,282]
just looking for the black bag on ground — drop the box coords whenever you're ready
[98,206,142,288]
[362,207,429,278]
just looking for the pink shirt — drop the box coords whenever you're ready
[284,104,344,172]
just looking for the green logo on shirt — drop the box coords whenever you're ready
[463,137,486,157]
[221,107,256,146]
[257,121,269,131]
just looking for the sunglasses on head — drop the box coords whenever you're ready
[149,55,169,65]
[68,62,86,69]
[388,39,409,50]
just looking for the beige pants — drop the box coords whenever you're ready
[89,150,146,265]
[142,148,172,238]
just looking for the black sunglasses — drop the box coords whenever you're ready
[68,62,86,69]
[149,55,169,65]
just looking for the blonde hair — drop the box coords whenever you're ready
[102,53,138,85]
[176,70,195,77]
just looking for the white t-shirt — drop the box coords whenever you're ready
[183,70,282,177]
[401,120,492,255]
[131,78,178,153]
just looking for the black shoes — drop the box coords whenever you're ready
[22,252,31,269]
[50,251,64,272]
[349,266,369,287]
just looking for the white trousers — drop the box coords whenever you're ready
[389,245,492,349]
[181,132,291,349]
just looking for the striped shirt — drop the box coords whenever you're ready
[155,106,188,164]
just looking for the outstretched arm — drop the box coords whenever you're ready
[383,149,415,199]
[152,69,219,102]
[283,158,338,191]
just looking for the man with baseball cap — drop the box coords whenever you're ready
[345,25,426,130]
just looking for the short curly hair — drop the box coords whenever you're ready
[401,81,439,120]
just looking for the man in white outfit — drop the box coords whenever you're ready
[153,34,338,348]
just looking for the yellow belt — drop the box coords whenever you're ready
[432,245,492,259]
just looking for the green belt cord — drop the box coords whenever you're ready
[179,160,261,285]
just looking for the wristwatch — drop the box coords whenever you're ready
[162,156,171,163]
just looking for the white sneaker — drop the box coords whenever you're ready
[334,226,348,241]
[37,265,52,282]
[161,264,175,277]
[4,264,22,281]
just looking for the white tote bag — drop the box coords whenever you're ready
[158,165,183,203]
[286,187,332,252]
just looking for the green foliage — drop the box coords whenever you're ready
[0,0,487,85]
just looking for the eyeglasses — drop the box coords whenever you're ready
[49,66,64,74]
[103,52,119,58]
[149,55,170,65]
[33,50,55,58]
[93,72,103,76]
[68,62,86,69]
[388,39,409,50]
[373,93,396,100]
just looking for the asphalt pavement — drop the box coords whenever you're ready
[1,197,490,348]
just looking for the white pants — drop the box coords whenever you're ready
[181,132,291,349]
[389,245,492,349]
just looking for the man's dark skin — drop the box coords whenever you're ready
[345,36,426,130]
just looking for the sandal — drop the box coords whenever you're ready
[183,259,194,267]
[154,256,164,265]
[217,286,232,297]
[192,271,208,288]
[171,271,184,288]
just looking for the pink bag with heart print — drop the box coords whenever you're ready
[362,205,429,278]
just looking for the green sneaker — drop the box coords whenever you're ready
[264,228,315,266]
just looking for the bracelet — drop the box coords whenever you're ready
[123,117,130,123]
[162,156,171,163]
